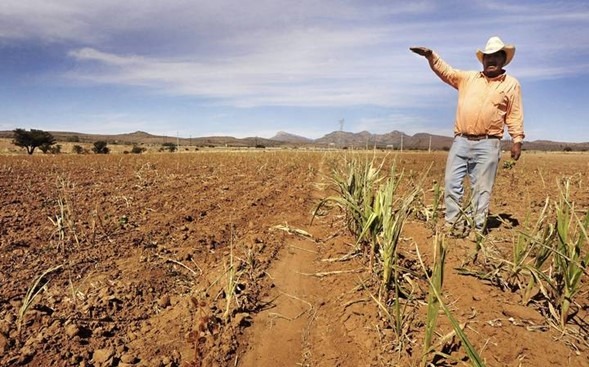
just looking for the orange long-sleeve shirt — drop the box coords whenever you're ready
[429,52,525,143]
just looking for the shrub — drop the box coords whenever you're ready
[66,135,80,142]
[92,141,110,154]
[162,142,177,152]
[49,144,62,154]
[39,143,52,154]
[72,145,85,154]
[131,145,146,154]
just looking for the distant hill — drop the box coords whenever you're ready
[1,129,588,151]
[312,130,452,150]
[270,131,313,144]
[272,130,589,151]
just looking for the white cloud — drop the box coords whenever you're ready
[65,38,437,108]
[69,48,142,66]
[0,1,431,47]
[35,0,580,110]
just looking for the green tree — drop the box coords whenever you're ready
[12,128,56,155]
[92,141,110,154]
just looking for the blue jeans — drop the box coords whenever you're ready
[444,136,501,231]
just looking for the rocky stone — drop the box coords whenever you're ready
[92,347,115,364]
[158,295,171,308]
[120,353,139,364]
[65,323,80,338]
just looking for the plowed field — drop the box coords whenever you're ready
[1,150,587,367]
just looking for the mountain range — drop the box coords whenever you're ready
[269,131,589,151]
[1,130,587,151]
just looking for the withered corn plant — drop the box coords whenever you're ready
[421,231,446,366]
[510,198,555,302]
[546,179,589,329]
[222,237,245,322]
[416,237,486,367]
[18,265,63,337]
[415,180,443,232]
[359,165,421,347]
[458,177,588,333]
[356,163,403,276]
[48,175,81,252]
[311,155,384,257]
[461,198,555,295]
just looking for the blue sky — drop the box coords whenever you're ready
[1,0,588,142]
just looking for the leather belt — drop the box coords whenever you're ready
[456,134,501,141]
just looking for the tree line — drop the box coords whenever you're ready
[9,128,176,154]
[11,129,110,155]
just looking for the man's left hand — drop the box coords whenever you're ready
[511,142,522,160]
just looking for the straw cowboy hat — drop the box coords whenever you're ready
[476,36,515,66]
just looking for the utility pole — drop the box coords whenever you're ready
[400,134,404,152]
[338,118,344,149]
[428,136,432,153]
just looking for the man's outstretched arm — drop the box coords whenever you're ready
[409,47,460,88]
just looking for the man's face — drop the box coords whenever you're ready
[482,51,507,77]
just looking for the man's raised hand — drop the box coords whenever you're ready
[410,47,432,58]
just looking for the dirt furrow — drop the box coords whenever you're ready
[239,153,373,367]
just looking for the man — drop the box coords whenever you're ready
[410,36,524,238]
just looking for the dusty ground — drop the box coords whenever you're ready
[0,150,588,367]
